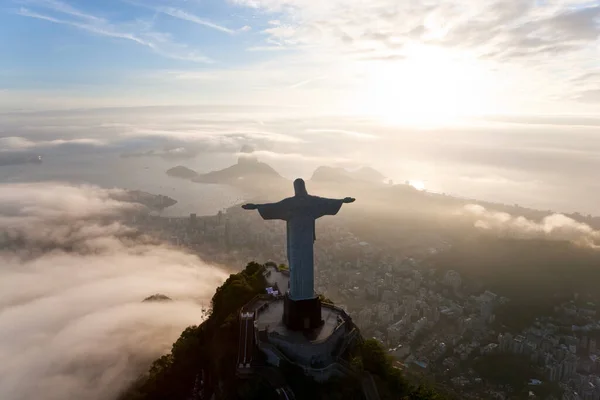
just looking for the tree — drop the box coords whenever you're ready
[360,339,392,377]
[278,263,289,271]
[318,294,334,304]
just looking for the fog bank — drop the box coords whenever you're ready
[0,182,228,400]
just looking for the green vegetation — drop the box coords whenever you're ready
[277,263,289,271]
[119,261,267,400]
[318,293,334,304]
[351,339,452,400]
[120,262,450,400]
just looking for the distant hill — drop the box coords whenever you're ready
[167,166,199,179]
[111,190,177,211]
[165,147,285,194]
[142,294,172,302]
[192,159,283,185]
[311,166,386,185]
[352,166,387,183]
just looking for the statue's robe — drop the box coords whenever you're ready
[255,195,344,301]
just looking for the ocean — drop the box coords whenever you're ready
[0,153,247,217]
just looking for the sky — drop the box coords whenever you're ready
[1,0,600,214]
[1,0,599,117]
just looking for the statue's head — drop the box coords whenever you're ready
[293,178,308,196]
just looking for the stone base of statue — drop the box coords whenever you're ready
[243,265,360,382]
[283,293,323,331]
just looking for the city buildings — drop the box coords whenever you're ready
[130,207,600,400]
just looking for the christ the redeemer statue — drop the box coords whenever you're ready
[242,178,354,330]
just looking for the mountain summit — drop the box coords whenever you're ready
[192,159,282,185]
[166,146,283,186]
[120,262,449,400]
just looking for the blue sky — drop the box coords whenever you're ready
[1,0,599,116]
[1,0,600,215]
[0,0,283,90]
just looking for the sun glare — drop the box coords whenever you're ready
[408,180,426,191]
[354,44,494,127]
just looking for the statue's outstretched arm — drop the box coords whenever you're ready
[242,201,276,210]
[242,200,289,220]
[311,196,355,218]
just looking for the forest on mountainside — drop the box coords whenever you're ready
[119,262,451,400]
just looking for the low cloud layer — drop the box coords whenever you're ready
[462,204,600,247]
[0,107,308,161]
[0,136,106,151]
[3,106,600,216]
[0,182,228,400]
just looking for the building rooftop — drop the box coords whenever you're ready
[255,299,345,343]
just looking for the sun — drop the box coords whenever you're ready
[353,44,494,127]
[408,180,426,191]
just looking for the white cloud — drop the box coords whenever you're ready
[0,182,228,400]
[15,1,213,63]
[231,0,600,111]
[155,7,236,34]
[20,0,104,22]
[3,106,600,215]
[246,45,290,51]
[304,128,377,140]
[123,127,304,144]
[462,203,600,246]
[16,7,149,45]
[239,149,350,163]
[6,0,600,116]
[0,136,106,151]
[262,24,297,45]
[288,75,326,89]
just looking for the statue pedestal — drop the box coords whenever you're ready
[283,293,323,331]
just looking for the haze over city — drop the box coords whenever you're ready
[1,1,600,400]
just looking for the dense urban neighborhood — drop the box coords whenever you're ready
[128,205,600,400]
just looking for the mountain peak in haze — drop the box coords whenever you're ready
[142,294,172,302]
[166,146,282,187]
[191,147,282,185]
[352,166,387,183]
[193,160,282,184]
[166,166,199,179]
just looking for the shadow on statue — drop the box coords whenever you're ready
[283,293,324,331]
